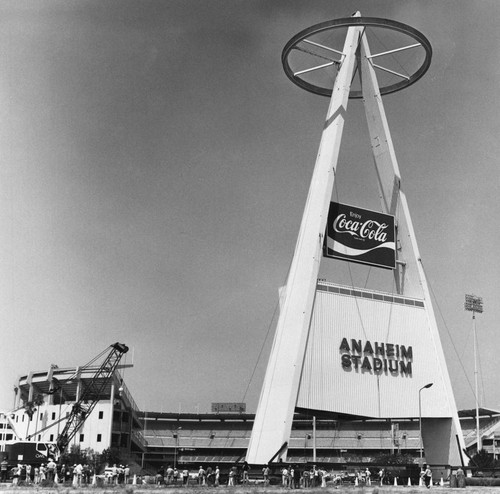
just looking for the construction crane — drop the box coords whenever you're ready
[55,342,129,453]
[3,343,129,465]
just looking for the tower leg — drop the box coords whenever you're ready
[359,33,466,465]
[246,17,364,464]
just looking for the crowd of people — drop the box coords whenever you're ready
[104,464,132,485]
[278,464,374,488]
[0,456,133,486]
[153,462,261,487]
[2,457,98,486]
[0,456,436,488]
[150,462,379,488]
[154,465,223,486]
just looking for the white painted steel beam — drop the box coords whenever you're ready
[359,33,466,464]
[246,16,364,465]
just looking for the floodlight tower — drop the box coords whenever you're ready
[465,294,484,452]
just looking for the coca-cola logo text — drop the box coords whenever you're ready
[333,213,389,242]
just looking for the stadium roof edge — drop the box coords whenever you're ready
[458,407,500,418]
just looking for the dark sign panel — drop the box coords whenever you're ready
[324,202,395,269]
[211,402,246,413]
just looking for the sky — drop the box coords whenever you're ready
[0,0,499,416]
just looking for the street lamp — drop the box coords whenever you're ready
[465,294,483,452]
[419,383,433,466]
[173,427,182,469]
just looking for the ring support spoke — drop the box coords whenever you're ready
[293,45,340,64]
[371,62,410,81]
[294,62,337,77]
[368,42,421,59]
[303,39,345,57]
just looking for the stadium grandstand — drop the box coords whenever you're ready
[139,410,421,471]
[459,408,500,458]
[2,364,500,472]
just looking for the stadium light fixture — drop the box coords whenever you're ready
[465,294,483,452]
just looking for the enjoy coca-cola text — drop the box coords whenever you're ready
[333,213,389,242]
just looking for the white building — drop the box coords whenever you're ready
[0,364,146,464]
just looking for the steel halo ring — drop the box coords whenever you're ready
[282,17,432,98]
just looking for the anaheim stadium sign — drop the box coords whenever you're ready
[323,202,396,269]
[340,337,413,376]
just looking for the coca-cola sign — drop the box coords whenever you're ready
[324,202,395,269]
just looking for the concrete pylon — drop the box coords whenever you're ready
[133,474,137,485]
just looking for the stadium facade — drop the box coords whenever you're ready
[0,366,497,472]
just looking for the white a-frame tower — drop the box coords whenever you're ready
[247,14,466,467]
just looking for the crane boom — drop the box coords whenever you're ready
[56,342,128,453]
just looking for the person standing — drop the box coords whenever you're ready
[46,458,56,482]
[156,466,165,486]
[365,468,371,486]
[39,464,46,483]
[215,466,220,487]
[74,464,83,486]
[302,467,310,488]
[281,466,288,488]
[165,465,173,485]
[182,468,189,486]
[12,465,21,485]
[312,465,319,488]
[198,466,206,486]
[456,466,465,488]
[206,466,213,485]
[82,464,90,485]
[320,468,327,488]
[118,465,125,484]
[378,468,385,486]
[262,465,270,486]
[421,464,432,489]
[228,465,237,486]
[242,461,250,484]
